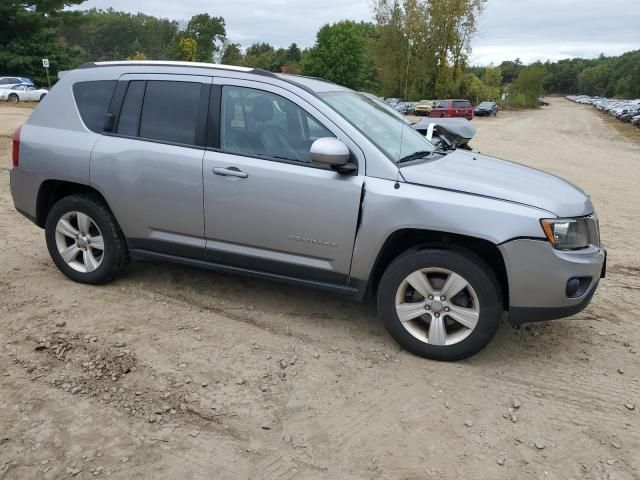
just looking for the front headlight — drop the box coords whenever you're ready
[540,216,600,250]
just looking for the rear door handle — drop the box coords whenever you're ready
[213,167,248,179]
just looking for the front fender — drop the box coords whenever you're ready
[349,177,549,281]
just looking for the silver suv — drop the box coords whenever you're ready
[10,61,606,360]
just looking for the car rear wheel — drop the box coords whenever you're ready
[8,93,18,102]
[378,248,502,361]
[45,194,128,284]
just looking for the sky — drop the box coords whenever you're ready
[73,0,640,65]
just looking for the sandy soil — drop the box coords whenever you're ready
[1,99,639,480]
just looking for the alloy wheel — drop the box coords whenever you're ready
[54,211,105,273]
[394,267,480,346]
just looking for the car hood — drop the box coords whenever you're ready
[400,149,592,216]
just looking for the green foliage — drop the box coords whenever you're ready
[300,21,371,90]
[3,0,638,104]
[506,65,546,108]
[178,38,197,62]
[243,43,277,70]
[0,0,85,84]
[576,50,640,98]
[0,29,81,85]
[370,0,486,99]
[496,50,640,98]
[185,13,225,63]
[221,43,243,65]
[498,58,523,84]
[58,9,181,62]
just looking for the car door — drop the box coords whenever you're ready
[202,79,364,287]
[24,86,37,101]
[91,74,211,259]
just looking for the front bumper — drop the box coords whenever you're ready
[499,239,606,325]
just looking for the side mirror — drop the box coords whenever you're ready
[310,137,350,167]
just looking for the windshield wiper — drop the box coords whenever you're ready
[397,150,445,164]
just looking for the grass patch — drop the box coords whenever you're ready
[600,114,640,146]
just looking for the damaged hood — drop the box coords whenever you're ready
[400,149,593,217]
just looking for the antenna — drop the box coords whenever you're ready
[395,36,412,189]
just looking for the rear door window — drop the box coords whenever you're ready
[73,80,117,133]
[117,81,145,137]
[138,81,203,145]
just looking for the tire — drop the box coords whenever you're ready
[377,247,502,361]
[45,194,128,284]
[8,93,18,103]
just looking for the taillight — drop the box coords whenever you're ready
[12,125,22,168]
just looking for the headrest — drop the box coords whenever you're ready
[252,95,273,122]
[224,96,238,124]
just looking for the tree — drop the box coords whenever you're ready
[499,58,523,84]
[185,13,226,63]
[371,0,485,99]
[221,43,243,65]
[243,42,276,70]
[286,43,302,65]
[301,21,371,90]
[0,0,85,85]
[178,37,197,62]
[58,9,180,62]
[508,65,546,107]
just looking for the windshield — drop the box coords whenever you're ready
[478,102,493,108]
[320,91,435,162]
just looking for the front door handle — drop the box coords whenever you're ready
[213,167,248,179]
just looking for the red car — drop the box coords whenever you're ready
[429,99,474,120]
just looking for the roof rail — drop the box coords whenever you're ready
[76,60,254,73]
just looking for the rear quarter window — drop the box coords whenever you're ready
[73,80,117,133]
[453,100,471,108]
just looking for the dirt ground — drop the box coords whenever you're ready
[1,98,639,480]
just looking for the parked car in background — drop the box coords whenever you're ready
[538,97,550,106]
[430,99,473,120]
[394,101,417,115]
[473,101,498,117]
[361,92,413,124]
[414,100,435,116]
[0,84,48,102]
[620,105,640,122]
[0,76,33,89]
[566,95,640,128]
[385,97,402,106]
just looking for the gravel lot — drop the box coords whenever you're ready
[1,98,639,480]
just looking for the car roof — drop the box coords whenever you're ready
[77,61,348,94]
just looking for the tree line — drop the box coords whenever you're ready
[2,1,638,107]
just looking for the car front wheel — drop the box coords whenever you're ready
[378,248,502,361]
[45,194,128,284]
[8,93,18,102]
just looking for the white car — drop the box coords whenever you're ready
[0,76,33,89]
[0,84,48,102]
